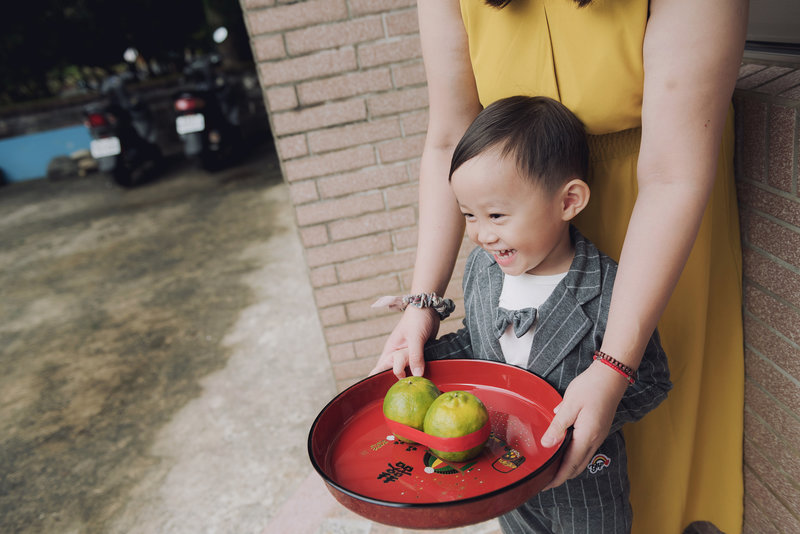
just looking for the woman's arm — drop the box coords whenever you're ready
[371,0,482,378]
[601,0,748,368]
[541,0,748,487]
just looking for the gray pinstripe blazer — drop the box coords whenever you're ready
[424,226,672,507]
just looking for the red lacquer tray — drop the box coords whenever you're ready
[307,359,571,529]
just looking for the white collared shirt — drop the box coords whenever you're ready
[498,271,567,368]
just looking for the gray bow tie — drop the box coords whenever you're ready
[494,306,537,339]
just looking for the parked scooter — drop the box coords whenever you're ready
[173,27,244,171]
[84,50,163,187]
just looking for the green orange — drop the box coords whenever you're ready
[423,390,489,462]
[382,376,441,442]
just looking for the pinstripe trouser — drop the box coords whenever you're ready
[498,492,633,534]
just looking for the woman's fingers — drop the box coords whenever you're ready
[392,350,410,379]
[538,363,627,490]
[540,400,575,448]
[542,442,597,490]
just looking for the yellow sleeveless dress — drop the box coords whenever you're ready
[459,1,744,532]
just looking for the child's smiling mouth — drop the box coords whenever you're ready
[492,249,517,267]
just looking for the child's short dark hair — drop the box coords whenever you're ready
[449,96,589,194]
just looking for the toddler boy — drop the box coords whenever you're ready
[398,96,671,533]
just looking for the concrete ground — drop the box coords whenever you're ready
[0,143,500,534]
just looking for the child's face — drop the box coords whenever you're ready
[451,149,574,276]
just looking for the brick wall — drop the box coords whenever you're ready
[734,61,800,534]
[238,1,800,529]
[239,0,471,392]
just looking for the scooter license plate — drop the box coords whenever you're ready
[90,137,121,158]
[176,114,205,135]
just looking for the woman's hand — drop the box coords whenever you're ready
[539,362,629,490]
[370,307,440,378]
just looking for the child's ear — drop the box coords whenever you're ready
[560,179,590,221]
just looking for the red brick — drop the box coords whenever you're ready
[253,34,286,61]
[367,86,428,117]
[447,270,467,300]
[316,276,400,308]
[337,249,416,282]
[739,63,768,79]
[325,313,402,344]
[767,105,796,192]
[739,204,753,244]
[736,182,800,228]
[400,269,413,289]
[349,0,415,16]
[347,298,388,322]
[458,237,478,258]
[743,474,785,534]
[329,341,356,362]
[385,9,419,37]
[336,376,361,392]
[309,265,338,288]
[278,133,308,160]
[781,84,800,100]
[317,165,408,199]
[244,0,276,7]
[331,356,377,380]
[354,335,388,358]
[745,347,800,416]
[385,183,419,209]
[298,69,392,106]
[247,0,347,35]
[307,118,401,153]
[288,179,318,204]
[259,47,356,86]
[743,249,800,310]
[406,159,421,180]
[744,410,800,484]
[392,61,427,89]
[745,381,800,455]
[744,316,800,381]
[400,109,427,135]
[736,66,794,91]
[358,35,422,69]
[378,134,425,163]
[320,307,348,328]
[286,16,384,55]
[265,86,298,112]
[273,99,366,137]
[393,227,418,249]
[299,224,329,247]
[743,462,800,533]
[329,207,416,240]
[755,69,800,96]
[284,145,375,181]
[306,234,393,268]
[439,311,466,336]
[296,190,384,226]
[743,493,781,534]
[744,214,800,270]
[734,96,767,183]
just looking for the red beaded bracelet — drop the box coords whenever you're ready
[592,350,636,385]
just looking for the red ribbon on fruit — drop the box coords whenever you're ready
[383,416,491,452]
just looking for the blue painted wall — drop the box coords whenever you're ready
[0,125,92,182]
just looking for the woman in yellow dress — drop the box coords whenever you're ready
[371,0,748,532]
